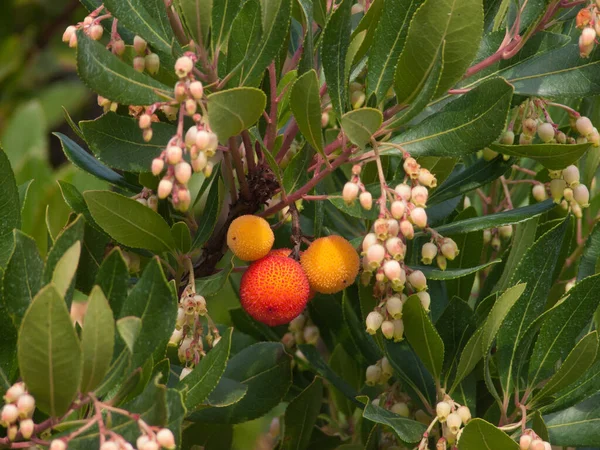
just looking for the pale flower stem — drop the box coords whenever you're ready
[371,139,388,216]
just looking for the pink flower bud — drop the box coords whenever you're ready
[204,160,215,178]
[192,152,208,172]
[366,311,384,334]
[366,244,385,270]
[50,440,67,450]
[143,128,153,142]
[1,404,18,424]
[145,53,160,75]
[576,116,594,136]
[418,168,437,188]
[185,99,197,116]
[440,238,459,260]
[352,164,362,175]
[175,56,194,78]
[100,442,119,450]
[383,259,402,281]
[574,183,590,206]
[89,24,103,40]
[437,255,447,271]
[519,134,533,145]
[177,189,191,211]
[530,439,545,450]
[158,179,173,199]
[385,237,406,260]
[365,364,382,386]
[175,162,192,184]
[391,200,406,219]
[166,145,183,164]
[411,185,428,207]
[563,165,580,186]
[403,157,420,178]
[436,401,451,422]
[537,122,555,143]
[590,129,600,146]
[523,118,537,136]
[157,428,176,449]
[381,320,394,339]
[133,35,147,54]
[543,442,551,450]
[112,38,125,55]
[189,81,204,99]
[359,191,373,210]
[373,218,389,240]
[421,242,438,264]
[395,183,412,201]
[3,383,24,403]
[386,295,403,319]
[393,319,404,341]
[500,130,515,145]
[410,207,427,228]
[321,112,329,128]
[139,114,152,130]
[151,158,164,176]
[400,220,414,239]
[408,270,427,291]
[20,418,34,439]
[62,25,77,43]
[417,291,431,311]
[69,32,78,48]
[133,56,146,72]
[581,26,597,46]
[207,132,219,154]
[17,394,35,417]
[532,184,547,201]
[342,182,359,204]
[196,130,211,150]
[550,178,567,202]
[185,127,198,148]
[362,233,378,253]
[387,219,399,237]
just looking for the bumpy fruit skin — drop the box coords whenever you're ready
[227,215,275,261]
[240,255,310,326]
[301,235,360,294]
[269,248,292,258]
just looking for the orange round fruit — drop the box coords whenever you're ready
[268,248,292,258]
[300,235,360,294]
[240,255,310,326]
[227,215,274,261]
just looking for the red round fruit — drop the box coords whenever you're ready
[240,255,310,326]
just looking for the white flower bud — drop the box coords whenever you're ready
[447,412,462,434]
[365,365,382,386]
[395,183,412,201]
[392,319,404,341]
[391,402,410,418]
[366,244,385,270]
[189,81,204,99]
[100,442,119,450]
[408,270,427,291]
[530,439,545,450]
[112,38,125,55]
[417,291,431,311]
[175,56,194,78]
[289,314,306,332]
[321,112,329,128]
[421,242,438,264]
[166,145,183,165]
[196,130,210,151]
[563,165,580,186]
[179,367,192,380]
[564,187,574,201]
[133,35,147,54]
[403,157,420,178]
[158,179,173,199]
[386,296,403,319]
[410,207,427,228]
[19,418,34,439]
[500,130,515,145]
[204,160,215,178]
[177,189,191,212]
[17,394,35,417]
[590,128,600,146]
[185,99,197,116]
[576,116,594,136]
[381,357,393,377]
[151,158,164,176]
[62,25,77,43]
[4,383,24,403]
[543,442,551,450]
[532,184,547,202]
[207,132,219,155]
[50,440,67,450]
[440,238,459,260]
[574,183,590,206]
[175,162,192,184]
[498,225,513,240]
[133,56,146,72]
[385,237,406,260]
[400,220,414,239]
[550,178,567,202]
[143,53,160,75]
[1,404,19,424]
[456,406,471,424]
[581,27,597,46]
[437,254,447,271]
[519,133,533,145]
[185,127,198,149]
[169,328,183,345]
[523,118,537,136]
[383,260,402,282]
[366,311,384,335]
[418,168,437,188]
[139,114,152,130]
[537,122,555,143]
[391,200,405,219]
[90,24,103,40]
[436,401,451,422]
[362,233,378,253]
[411,185,429,207]
[69,32,78,48]
[381,320,394,339]
[303,325,320,345]
[157,428,176,449]
[359,192,373,210]
[192,151,208,173]
[519,434,532,450]
[342,182,359,205]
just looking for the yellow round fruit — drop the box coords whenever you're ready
[227,215,274,261]
[301,235,360,294]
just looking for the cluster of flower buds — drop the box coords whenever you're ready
[371,384,411,419]
[148,54,219,211]
[420,235,460,271]
[134,189,159,212]
[365,357,394,386]
[133,428,176,450]
[1,383,36,441]
[62,5,108,48]
[573,115,600,146]
[547,164,590,218]
[519,429,552,450]
[483,224,513,251]
[576,3,600,57]
[343,165,373,211]
[435,399,472,446]
[282,313,320,348]
[130,36,160,75]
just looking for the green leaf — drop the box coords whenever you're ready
[191,174,222,249]
[414,260,500,280]
[76,32,171,105]
[387,78,514,158]
[174,0,212,46]
[328,345,360,417]
[496,218,569,396]
[341,108,383,149]
[3,230,43,325]
[189,342,292,423]
[119,258,178,367]
[542,360,600,415]
[366,0,424,103]
[533,331,598,404]
[177,328,233,410]
[0,148,20,234]
[53,133,139,191]
[205,376,248,407]
[528,273,600,388]
[57,181,101,232]
[545,393,600,447]
[77,224,110,295]
[225,0,263,87]
[296,0,315,74]
[103,0,179,61]
[321,0,352,116]
[343,289,381,364]
[504,45,600,98]
[51,242,81,298]
[429,199,556,235]
[349,0,383,64]
[207,88,267,142]
[171,222,192,253]
[211,0,243,53]
[531,410,549,442]
[393,0,483,104]
[283,144,312,195]
[489,142,591,171]
[579,222,600,281]
[238,0,293,86]
[95,248,129,317]
[79,112,175,172]
[80,286,115,393]
[280,377,323,450]
[358,396,427,444]
[117,316,142,354]
[290,70,324,154]
[84,190,176,253]
[457,418,519,449]
[0,298,17,398]
[402,295,444,380]
[17,285,82,417]
[429,157,513,205]
[18,180,34,218]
